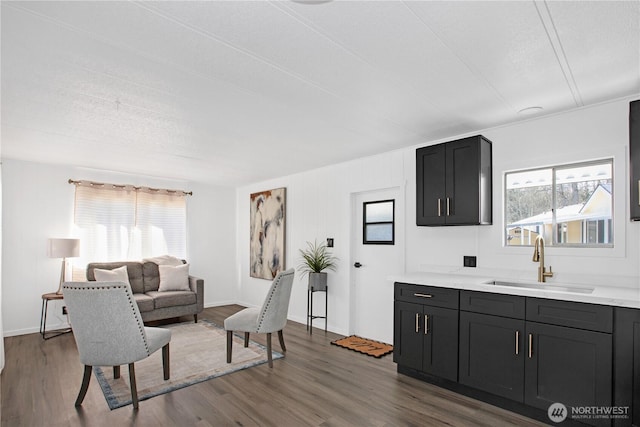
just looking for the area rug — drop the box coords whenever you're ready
[94,319,283,409]
[331,335,394,358]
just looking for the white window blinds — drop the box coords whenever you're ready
[72,182,187,280]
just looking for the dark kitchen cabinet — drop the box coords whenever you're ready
[459,311,525,401]
[456,291,613,426]
[525,298,613,427]
[416,135,492,226]
[630,100,640,220]
[614,308,640,426]
[394,284,459,381]
[525,321,612,426]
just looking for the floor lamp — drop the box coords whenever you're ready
[48,238,80,294]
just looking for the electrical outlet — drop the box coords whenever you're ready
[62,306,67,315]
[326,238,334,248]
[463,256,477,268]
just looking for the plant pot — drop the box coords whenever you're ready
[308,272,328,291]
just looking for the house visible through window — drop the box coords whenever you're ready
[505,159,613,247]
[363,199,395,245]
[72,181,187,279]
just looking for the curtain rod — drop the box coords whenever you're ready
[68,179,193,196]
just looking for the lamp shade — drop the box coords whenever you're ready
[48,238,80,259]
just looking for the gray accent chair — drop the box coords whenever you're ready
[62,281,172,409]
[224,268,295,368]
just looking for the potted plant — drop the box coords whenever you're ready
[298,240,338,291]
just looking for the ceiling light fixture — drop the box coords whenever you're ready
[518,106,544,115]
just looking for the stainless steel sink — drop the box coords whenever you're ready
[484,280,595,294]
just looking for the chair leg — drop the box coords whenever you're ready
[113,365,120,379]
[194,314,198,323]
[266,333,273,368]
[226,330,233,363]
[244,332,250,347]
[162,343,170,380]
[75,365,92,407]
[278,330,286,353]
[129,363,139,410]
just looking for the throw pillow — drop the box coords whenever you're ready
[142,254,184,266]
[93,265,131,285]
[158,263,190,292]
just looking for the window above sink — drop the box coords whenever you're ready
[504,158,613,248]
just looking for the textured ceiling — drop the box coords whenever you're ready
[2,1,639,186]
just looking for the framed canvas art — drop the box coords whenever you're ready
[250,187,286,279]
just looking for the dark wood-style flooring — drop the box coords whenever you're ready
[1,305,546,426]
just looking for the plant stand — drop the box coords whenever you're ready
[306,285,327,334]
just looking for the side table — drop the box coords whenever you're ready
[40,292,72,340]
[306,285,327,334]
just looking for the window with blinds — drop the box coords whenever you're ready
[72,182,187,280]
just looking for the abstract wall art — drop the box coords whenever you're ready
[250,187,286,280]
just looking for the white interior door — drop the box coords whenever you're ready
[350,187,404,344]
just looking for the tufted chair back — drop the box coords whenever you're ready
[63,281,152,366]
[256,269,296,334]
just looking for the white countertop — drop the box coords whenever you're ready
[390,272,640,309]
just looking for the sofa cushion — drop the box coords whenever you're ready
[133,293,155,313]
[87,262,144,294]
[142,262,161,293]
[145,290,196,309]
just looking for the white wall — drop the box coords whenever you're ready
[236,97,640,337]
[236,151,406,335]
[1,159,237,336]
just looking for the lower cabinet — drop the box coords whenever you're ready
[394,302,459,381]
[396,283,619,427]
[614,308,640,426]
[394,284,459,381]
[525,321,612,425]
[458,292,613,427]
[459,311,524,401]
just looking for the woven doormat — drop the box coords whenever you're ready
[331,335,394,358]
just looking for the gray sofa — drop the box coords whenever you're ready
[86,261,204,323]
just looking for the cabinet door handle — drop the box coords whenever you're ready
[638,180,640,205]
[437,199,442,217]
[515,331,519,355]
[424,314,429,335]
[413,293,433,298]
[415,313,420,333]
[528,333,533,358]
[446,197,451,216]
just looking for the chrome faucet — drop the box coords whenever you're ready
[532,235,553,282]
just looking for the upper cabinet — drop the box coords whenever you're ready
[416,135,492,226]
[630,100,640,220]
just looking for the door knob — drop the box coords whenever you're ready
[354,262,362,268]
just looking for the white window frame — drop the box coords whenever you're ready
[504,158,614,249]
[498,144,626,260]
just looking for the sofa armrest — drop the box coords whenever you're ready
[189,275,204,313]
